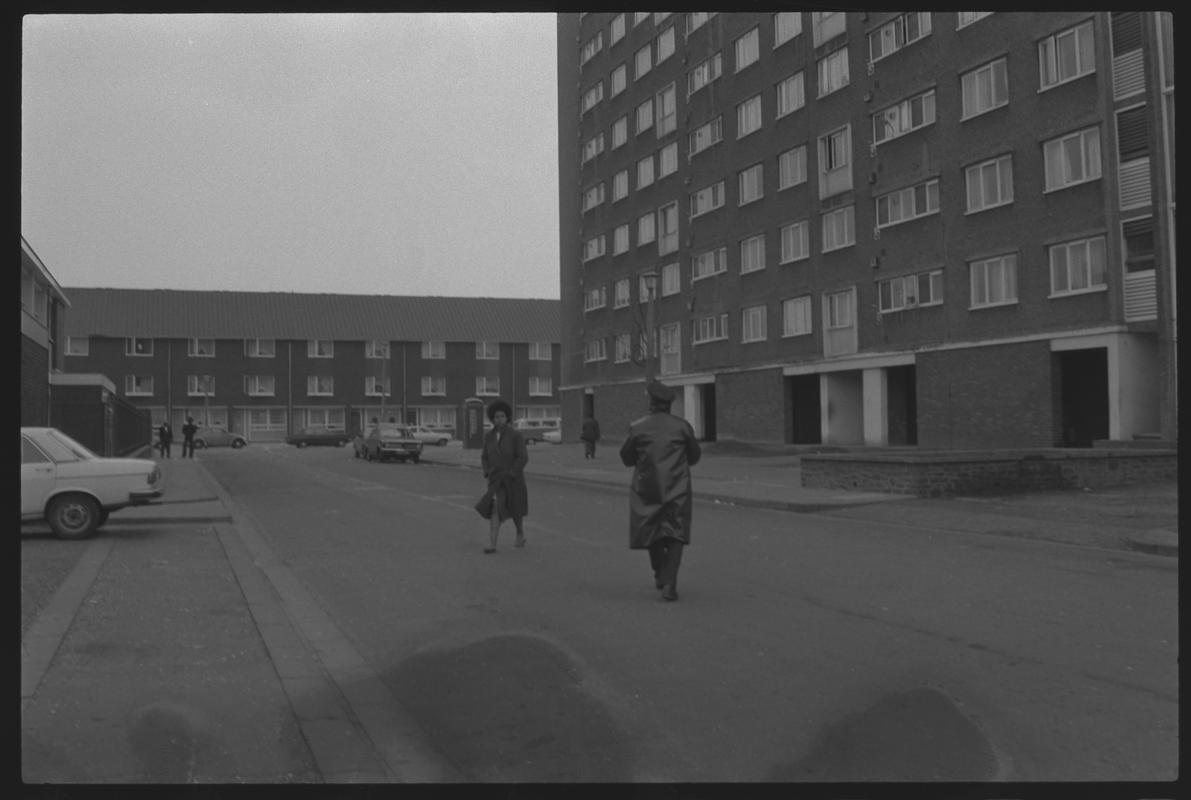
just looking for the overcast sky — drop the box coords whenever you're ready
[21,13,561,299]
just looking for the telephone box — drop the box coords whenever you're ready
[460,397,486,449]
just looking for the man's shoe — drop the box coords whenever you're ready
[661,585,678,601]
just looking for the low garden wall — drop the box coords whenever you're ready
[800,449,1177,497]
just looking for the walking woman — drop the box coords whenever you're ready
[480,399,529,553]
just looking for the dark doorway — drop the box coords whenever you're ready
[700,383,717,441]
[886,365,918,445]
[583,393,595,421]
[1056,348,1109,447]
[788,374,821,444]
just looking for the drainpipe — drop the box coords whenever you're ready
[401,344,407,424]
[1153,12,1176,437]
[287,341,293,435]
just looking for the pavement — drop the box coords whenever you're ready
[21,441,1178,783]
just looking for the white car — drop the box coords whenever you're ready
[543,429,562,444]
[21,427,164,539]
[406,425,454,446]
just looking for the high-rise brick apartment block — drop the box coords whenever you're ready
[557,12,1175,449]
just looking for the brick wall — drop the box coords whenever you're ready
[917,341,1056,449]
[21,335,49,427]
[717,367,785,442]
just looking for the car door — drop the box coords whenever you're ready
[21,435,57,517]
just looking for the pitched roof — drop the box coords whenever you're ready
[61,288,560,343]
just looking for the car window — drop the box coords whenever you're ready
[22,436,51,464]
[41,430,96,462]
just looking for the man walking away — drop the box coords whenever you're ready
[181,416,198,458]
[581,415,601,459]
[619,380,701,601]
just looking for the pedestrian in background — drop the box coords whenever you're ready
[619,380,701,602]
[181,416,198,458]
[157,421,173,458]
[479,399,529,553]
[580,414,601,459]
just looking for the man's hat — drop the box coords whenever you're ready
[646,379,675,404]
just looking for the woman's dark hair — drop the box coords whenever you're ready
[486,399,513,422]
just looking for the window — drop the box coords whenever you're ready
[633,12,650,27]
[654,13,671,25]
[614,277,631,307]
[825,290,854,329]
[188,375,215,396]
[961,58,1008,118]
[655,84,677,135]
[529,376,553,396]
[635,43,652,79]
[812,10,846,46]
[584,285,607,311]
[583,235,607,261]
[662,262,681,296]
[638,154,655,188]
[613,224,630,255]
[818,125,852,198]
[1039,20,1095,89]
[421,341,445,359]
[610,13,626,44]
[740,234,766,274]
[421,376,445,396]
[126,338,153,356]
[1123,217,1156,273]
[658,142,678,178]
[636,98,654,134]
[244,338,275,357]
[817,48,850,97]
[879,269,944,312]
[1050,236,1107,295]
[366,376,392,396]
[187,338,215,357]
[741,305,768,342]
[580,31,603,65]
[873,89,936,144]
[778,145,807,189]
[581,81,604,115]
[822,205,856,252]
[780,220,810,263]
[692,313,729,344]
[735,27,760,71]
[307,340,334,358]
[776,72,805,117]
[957,12,993,29]
[692,246,728,281]
[1044,127,1102,191]
[739,163,764,205]
[612,116,628,149]
[581,133,605,164]
[584,338,607,362]
[582,182,605,212]
[659,323,681,376]
[689,116,722,158]
[774,12,802,47]
[307,375,334,396]
[688,52,722,95]
[65,336,89,356]
[614,333,632,363]
[875,179,940,227]
[365,340,390,359]
[687,12,714,35]
[869,12,931,62]
[690,181,725,217]
[782,296,813,336]
[737,94,763,138]
[613,170,629,201]
[244,375,275,396]
[475,341,499,359]
[476,376,500,396]
[528,342,552,361]
[638,212,656,245]
[638,273,658,304]
[658,202,679,255]
[125,375,154,396]
[965,154,1014,212]
[610,64,627,96]
[969,253,1018,307]
[656,26,676,63]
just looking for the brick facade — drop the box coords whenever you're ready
[717,368,785,442]
[21,334,50,427]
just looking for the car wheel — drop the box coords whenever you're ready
[195,440,208,449]
[97,509,110,528]
[232,439,246,449]
[47,493,101,540]
[412,454,421,464]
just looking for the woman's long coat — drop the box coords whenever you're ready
[619,411,702,549]
[481,426,529,521]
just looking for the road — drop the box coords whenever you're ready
[170,443,1180,782]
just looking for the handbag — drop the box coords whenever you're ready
[474,490,494,519]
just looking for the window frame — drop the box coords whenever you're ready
[613,223,631,255]
[125,375,154,396]
[688,116,723,159]
[584,285,608,312]
[1049,236,1107,296]
[688,52,723,96]
[475,340,500,360]
[689,180,726,219]
[816,47,850,97]
[421,340,446,360]
[65,336,90,356]
[613,277,631,307]
[126,337,154,357]
[244,374,276,397]
[638,211,657,245]
[774,11,802,47]
[420,375,446,396]
[961,57,1009,119]
[475,376,501,397]
[691,246,728,282]
[738,163,764,206]
[306,375,334,397]
[691,313,730,344]
[872,89,937,145]
[741,304,768,343]
[875,178,941,229]
[968,253,1019,308]
[868,12,932,63]
[776,71,806,118]
[1043,126,1102,192]
[740,233,767,275]
[244,338,276,358]
[736,94,763,139]
[735,26,760,72]
[821,205,856,253]
[780,220,811,264]
[1039,20,1096,90]
[782,295,813,337]
[778,145,808,190]
[611,115,628,149]
[964,153,1015,213]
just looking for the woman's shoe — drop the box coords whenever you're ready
[660,585,678,601]
[515,536,526,548]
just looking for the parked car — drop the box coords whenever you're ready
[21,427,164,539]
[194,426,247,449]
[543,428,562,444]
[285,427,350,448]
[361,424,424,463]
[406,425,453,446]
[513,417,562,444]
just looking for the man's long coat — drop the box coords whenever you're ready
[619,411,702,549]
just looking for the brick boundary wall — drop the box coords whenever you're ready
[800,449,1177,497]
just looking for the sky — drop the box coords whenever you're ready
[21,13,561,299]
